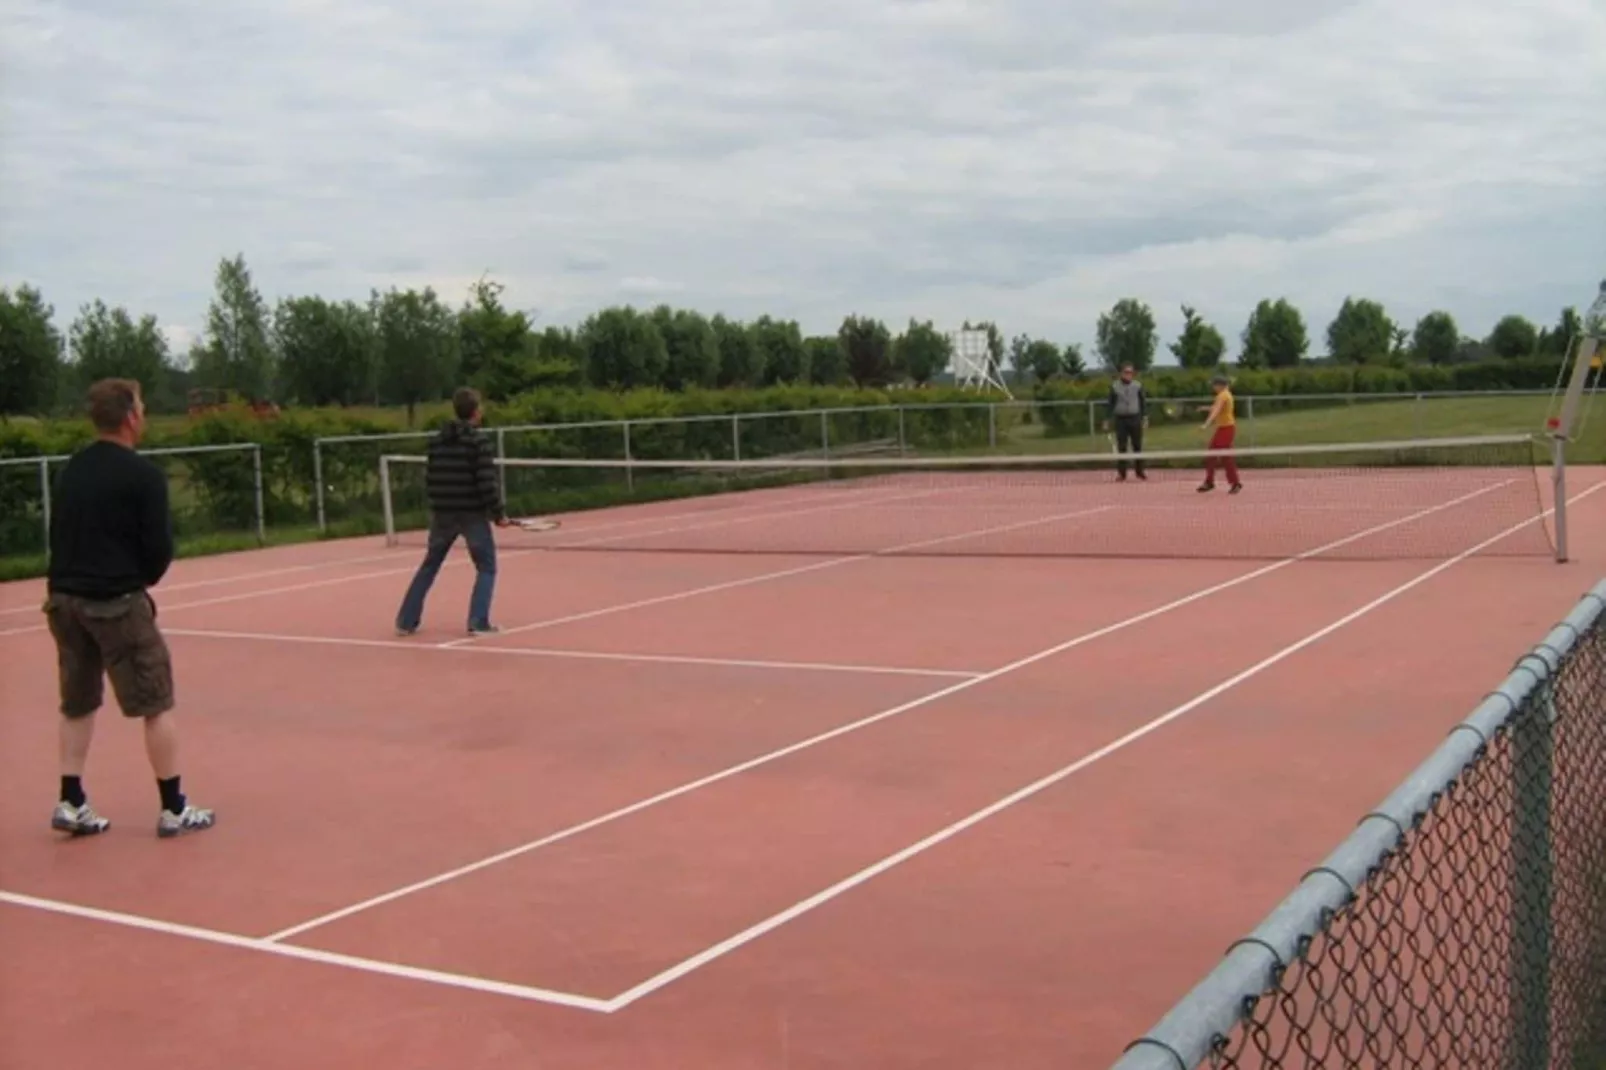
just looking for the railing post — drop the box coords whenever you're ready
[380,456,396,547]
[252,446,266,544]
[496,428,508,501]
[623,421,634,491]
[39,457,52,559]
[313,440,326,533]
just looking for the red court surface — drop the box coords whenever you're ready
[3,463,1605,1070]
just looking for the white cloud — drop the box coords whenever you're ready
[0,0,1602,364]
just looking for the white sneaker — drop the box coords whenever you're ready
[157,805,216,838]
[51,800,110,836]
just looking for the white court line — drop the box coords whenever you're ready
[0,485,963,639]
[603,475,1606,1011]
[0,891,612,1012]
[260,482,1505,943]
[447,504,1119,649]
[158,627,982,680]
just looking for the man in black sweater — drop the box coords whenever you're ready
[395,387,510,636]
[1103,363,1149,480]
[43,378,215,838]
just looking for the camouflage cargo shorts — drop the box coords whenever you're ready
[42,590,174,719]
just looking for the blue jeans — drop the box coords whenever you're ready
[396,513,498,630]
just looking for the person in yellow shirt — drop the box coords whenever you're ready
[1199,375,1242,494]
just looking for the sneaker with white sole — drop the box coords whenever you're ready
[51,800,110,836]
[157,805,216,838]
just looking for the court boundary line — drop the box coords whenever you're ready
[158,627,984,680]
[0,477,1562,1014]
[258,481,1508,942]
[0,891,612,1012]
[599,476,1606,1010]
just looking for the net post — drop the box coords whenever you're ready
[379,455,397,548]
[38,457,51,560]
[252,445,266,544]
[313,440,327,533]
[1552,434,1568,563]
[1509,678,1556,1070]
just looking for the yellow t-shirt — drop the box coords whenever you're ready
[1209,389,1236,427]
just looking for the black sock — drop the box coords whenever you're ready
[157,776,185,815]
[60,776,86,808]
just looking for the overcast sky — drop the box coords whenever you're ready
[2,0,1602,365]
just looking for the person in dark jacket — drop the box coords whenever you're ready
[1103,363,1148,480]
[395,387,510,636]
[43,377,215,838]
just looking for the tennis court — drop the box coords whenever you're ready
[2,438,1605,1069]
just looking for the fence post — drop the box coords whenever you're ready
[988,404,997,449]
[1510,667,1556,1070]
[1087,401,1096,438]
[898,407,907,455]
[252,446,266,544]
[39,457,52,559]
[1245,396,1256,448]
[623,421,634,492]
[732,414,741,461]
[313,441,326,533]
[820,410,830,456]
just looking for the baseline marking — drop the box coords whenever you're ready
[0,891,611,1012]
[261,482,1505,942]
[158,627,982,680]
[603,477,1606,1009]
[450,504,1119,648]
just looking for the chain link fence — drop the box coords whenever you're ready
[1112,579,1606,1070]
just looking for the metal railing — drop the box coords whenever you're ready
[1110,579,1606,1069]
[0,442,266,558]
[308,390,1562,531]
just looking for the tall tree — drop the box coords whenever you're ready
[1486,314,1538,360]
[1169,304,1226,369]
[1537,307,1582,359]
[1239,298,1309,369]
[1023,339,1063,384]
[579,305,669,390]
[838,315,894,387]
[67,300,169,396]
[0,284,63,416]
[1060,342,1086,377]
[192,253,275,399]
[457,277,538,401]
[892,319,951,386]
[805,335,848,386]
[274,296,378,406]
[650,305,721,390]
[1326,297,1395,364]
[751,315,810,385]
[373,286,461,424]
[710,314,764,387]
[1410,311,1460,366]
[1095,298,1158,371]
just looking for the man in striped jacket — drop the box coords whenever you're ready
[1104,363,1148,480]
[395,387,510,636]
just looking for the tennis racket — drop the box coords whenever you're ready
[510,517,562,533]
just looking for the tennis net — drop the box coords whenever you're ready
[378,433,1556,562]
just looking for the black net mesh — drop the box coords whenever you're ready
[1115,586,1606,1070]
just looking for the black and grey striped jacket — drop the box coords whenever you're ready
[425,419,505,519]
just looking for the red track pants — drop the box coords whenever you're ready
[1204,426,1239,485]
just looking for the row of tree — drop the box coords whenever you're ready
[1,253,1598,420]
